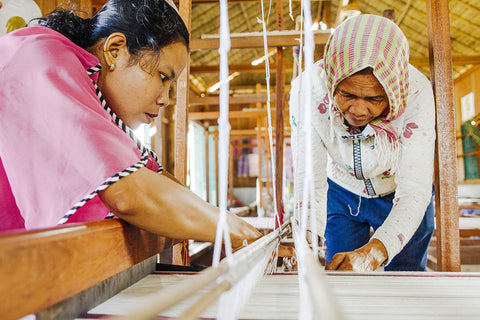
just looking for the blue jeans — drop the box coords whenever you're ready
[325,179,435,271]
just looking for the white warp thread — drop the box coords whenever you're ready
[257,0,281,228]
[212,0,233,268]
[296,1,318,320]
[298,0,317,250]
[216,247,273,320]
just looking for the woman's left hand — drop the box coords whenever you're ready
[324,239,387,271]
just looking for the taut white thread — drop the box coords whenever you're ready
[258,0,281,229]
[212,0,233,268]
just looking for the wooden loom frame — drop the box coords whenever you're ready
[0,220,178,320]
[0,0,462,318]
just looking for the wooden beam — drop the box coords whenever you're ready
[0,220,176,320]
[231,128,291,136]
[189,94,276,106]
[426,0,461,272]
[37,256,157,319]
[410,56,480,67]
[231,129,261,136]
[175,0,192,186]
[189,110,273,120]
[190,63,294,74]
[191,30,331,50]
[205,128,210,203]
[214,132,219,206]
[275,0,285,224]
[172,0,192,266]
[191,56,480,76]
[191,56,480,74]
[231,143,258,148]
[228,143,234,208]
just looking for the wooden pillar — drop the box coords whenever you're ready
[214,131,219,207]
[229,142,235,208]
[256,118,263,212]
[175,0,191,185]
[275,0,285,223]
[426,0,461,272]
[205,125,210,203]
[172,0,192,266]
[322,0,332,27]
[256,84,264,213]
[265,132,272,202]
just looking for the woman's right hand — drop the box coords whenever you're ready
[228,215,262,251]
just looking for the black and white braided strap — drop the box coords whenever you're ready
[58,64,163,224]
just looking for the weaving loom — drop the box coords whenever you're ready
[0,0,470,319]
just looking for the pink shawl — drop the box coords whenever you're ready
[0,26,159,231]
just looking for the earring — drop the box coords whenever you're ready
[109,63,115,71]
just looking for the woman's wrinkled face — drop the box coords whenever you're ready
[100,41,188,129]
[333,72,389,127]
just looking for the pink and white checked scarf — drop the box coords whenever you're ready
[323,14,410,143]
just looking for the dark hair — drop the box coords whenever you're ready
[37,0,189,55]
[355,67,374,75]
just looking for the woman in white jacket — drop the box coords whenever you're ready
[289,14,436,271]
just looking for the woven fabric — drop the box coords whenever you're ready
[323,14,410,143]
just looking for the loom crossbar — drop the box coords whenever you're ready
[0,220,177,320]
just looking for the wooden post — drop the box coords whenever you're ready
[229,142,235,208]
[426,0,461,272]
[256,84,264,213]
[275,0,285,223]
[175,0,191,185]
[265,132,272,203]
[172,0,192,266]
[214,130,220,207]
[205,125,210,203]
[256,118,263,212]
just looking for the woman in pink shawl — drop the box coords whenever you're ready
[0,0,261,249]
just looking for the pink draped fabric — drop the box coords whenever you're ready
[0,26,156,231]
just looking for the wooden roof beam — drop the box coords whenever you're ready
[191,56,480,74]
[410,55,480,67]
[189,110,274,120]
[231,128,291,136]
[191,30,331,50]
[188,93,277,106]
[191,63,294,73]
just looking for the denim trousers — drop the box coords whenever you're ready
[325,179,435,271]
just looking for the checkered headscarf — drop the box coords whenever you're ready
[324,14,410,143]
